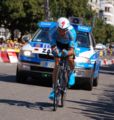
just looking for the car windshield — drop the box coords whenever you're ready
[77,31,90,48]
[32,28,50,43]
[32,28,90,47]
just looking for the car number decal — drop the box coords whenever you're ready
[42,48,51,54]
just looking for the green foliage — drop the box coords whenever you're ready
[0,0,114,43]
[93,18,114,44]
[0,0,44,33]
[50,0,89,19]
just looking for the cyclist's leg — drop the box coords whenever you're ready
[67,55,76,86]
[48,57,60,100]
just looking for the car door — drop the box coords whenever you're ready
[90,32,100,78]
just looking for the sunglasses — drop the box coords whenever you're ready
[58,27,68,33]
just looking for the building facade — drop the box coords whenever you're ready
[88,0,114,26]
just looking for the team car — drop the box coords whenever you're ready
[73,25,100,90]
[16,19,100,90]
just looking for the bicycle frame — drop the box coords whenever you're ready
[53,58,69,111]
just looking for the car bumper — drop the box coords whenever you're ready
[18,61,93,79]
[17,61,54,76]
[74,67,93,78]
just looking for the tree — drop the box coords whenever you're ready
[0,0,44,33]
[105,24,114,43]
[50,0,89,19]
[92,17,114,44]
[0,0,114,43]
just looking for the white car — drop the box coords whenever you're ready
[16,21,101,91]
[96,43,106,50]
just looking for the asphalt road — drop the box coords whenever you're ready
[0,63,114,120]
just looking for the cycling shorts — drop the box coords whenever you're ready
[56,41,75,59]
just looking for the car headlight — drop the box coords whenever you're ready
[75,57,91,63]
[22,51,32,57]
[23,51,32,56]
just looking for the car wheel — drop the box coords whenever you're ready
[93,75,99,87]
[16,68,26,83]
[85,77,93,91]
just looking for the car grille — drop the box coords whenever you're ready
[31,66,53,72]
[20,60,40,64]
[39,54,54,60]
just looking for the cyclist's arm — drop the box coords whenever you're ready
[67,27,76,56]
[49,28,60,56]
[49,29,57,48]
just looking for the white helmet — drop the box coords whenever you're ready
[57,17,70,30]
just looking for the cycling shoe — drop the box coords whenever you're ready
[48,90,54,100]
[69,72,75,86]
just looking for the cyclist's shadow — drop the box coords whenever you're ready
[0,99,53,111]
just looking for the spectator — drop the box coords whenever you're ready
[13,29,21,41]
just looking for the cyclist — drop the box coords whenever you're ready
[49,17,77,100]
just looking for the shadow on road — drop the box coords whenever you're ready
[67,65,114,120]
[100,64,114,75]
[0,73,51,87]
[0,99,53,111]
[67,85,114,120]
[0,73,16,82]
[0,74,53,111]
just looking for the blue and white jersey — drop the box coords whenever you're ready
[49,25,76,49]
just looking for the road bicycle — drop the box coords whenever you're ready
[53,58,70,111]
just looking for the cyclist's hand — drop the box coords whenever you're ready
[58,52,62,57]
[52,47,61,57]
[62,49,68,57]
[52,49,58,57]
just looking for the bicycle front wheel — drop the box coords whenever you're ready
[60,90,66,107]
[60,69,68,107]
[53,88,58,111]
[53,67,60,111]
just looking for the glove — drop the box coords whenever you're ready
[58,52,62,57]
[52,49,58,57]
[62,49,68,57]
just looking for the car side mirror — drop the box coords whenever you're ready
[22,35,31,43]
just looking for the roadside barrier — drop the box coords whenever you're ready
[1,51,10,63]
[7,51,18,63]
[0,51,3,62]
[111,59,114,64]
[0,48,114,66]
[103,59,107,65]
[0,49,19,63]
[100,58,114,66]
